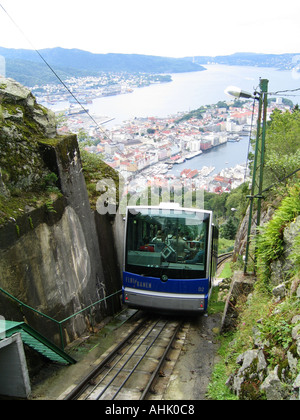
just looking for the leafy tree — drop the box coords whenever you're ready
[147,128,156,134]
[216,101,229,109]
[204,191,227,219]
[224,183,249,219]
[263,109,300,189]
[220,217,239,240]
[77,128,90,142]
[266,109,300,156]
[248,109,300,192]
[55,112,67,129]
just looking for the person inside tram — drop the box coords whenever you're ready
[184,241,205,264]
[152,229,166,252]
[172,231,191,261]
[152,229,163,243]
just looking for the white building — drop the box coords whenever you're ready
[188,139,201,152]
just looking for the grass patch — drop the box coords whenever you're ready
[207,285,300,399]
[208,285,226,315]
[0,190,61,227]
[80,150,120,210]
[207,284,272,400]
[207,333,238,400]
[219,262,233,279]
[218,237,235,254]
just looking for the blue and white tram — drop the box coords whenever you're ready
[122,204,218,313]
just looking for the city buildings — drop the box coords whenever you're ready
[34,75,292,196]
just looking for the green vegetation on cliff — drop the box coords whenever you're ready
[257,184,300,290]
[80,149,120,211]
[0,78,61,226]
[209,108,300,400]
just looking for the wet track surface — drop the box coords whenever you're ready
[63,314,188,400]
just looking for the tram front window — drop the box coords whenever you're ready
[125,208,210,279]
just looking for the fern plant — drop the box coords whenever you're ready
[290,231,300,276]
[256,183,300,289]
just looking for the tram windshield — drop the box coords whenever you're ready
[125,207,211,279]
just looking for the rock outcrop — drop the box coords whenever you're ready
[226,313,300,400]
[0,77,120,346]
[0,77,57,192]
[224,204,300,400]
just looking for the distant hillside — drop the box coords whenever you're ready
[1,47,298,87]
[188,52,299,70]
[0,47,205,86]
[4,58,95,87]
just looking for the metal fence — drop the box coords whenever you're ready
[0,286,122,350]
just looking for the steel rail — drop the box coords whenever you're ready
[92,318,164,400]
[85,317,154,399]
[107,319,168,401]
[63,314,148,400]
[217,252,233,269]
[139,320,182,400]
[66,315,182,400]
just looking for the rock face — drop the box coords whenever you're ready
[0,77,56,191]
[225,211,300,400]
[0,77,120,346]
[227,314,300,400]
[227,350,267,400]
[0,77,56,137]
[221,271,255,332]
[233,204,276,260]
[1,205,91,309]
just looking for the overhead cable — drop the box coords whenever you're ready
[0,2,109,139]
[269,87,300,96]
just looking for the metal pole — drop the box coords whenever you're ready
[244,79,269,275]
[256,79,269,228]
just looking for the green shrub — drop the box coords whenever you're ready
[256,183,300,289]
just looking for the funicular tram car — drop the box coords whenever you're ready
[122,204,218,313]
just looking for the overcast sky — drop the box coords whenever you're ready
[0,0,300,57]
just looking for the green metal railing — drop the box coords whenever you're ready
[0,286,122,350]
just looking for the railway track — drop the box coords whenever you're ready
[217,252,233,269]
[63,315,186,400]
[63,253,232,401]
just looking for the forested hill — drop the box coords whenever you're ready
[0,47,204,86]
[189,52,300,70]
[1,47,298,87]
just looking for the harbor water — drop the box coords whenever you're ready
[87,65,298,172]
[87,64,299,128]
[51,64,299,173]
[168,136,251,177]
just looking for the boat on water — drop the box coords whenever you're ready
[174,158,186,164]
[69,97,93,105]
[185,150,203,160]
[227,134,240,142]
[199,166,215,177]
[67,106,88,116]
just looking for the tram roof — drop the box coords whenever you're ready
[126,204,212,216]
